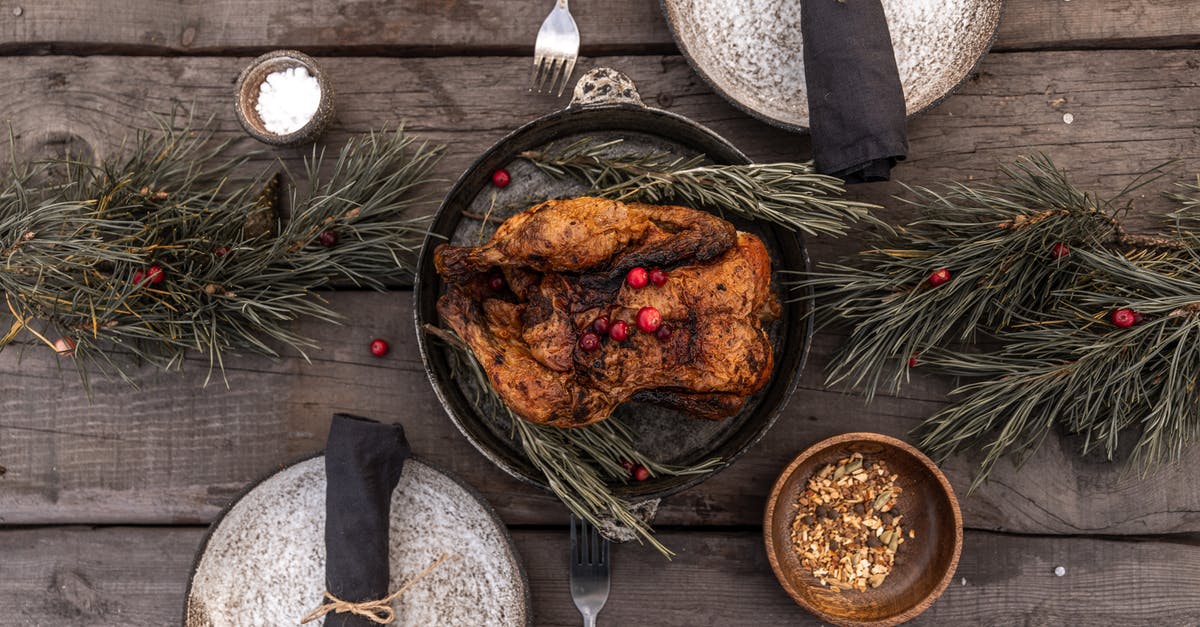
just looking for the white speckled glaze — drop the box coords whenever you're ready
[662,0,1004,131]
[186,458,528,626]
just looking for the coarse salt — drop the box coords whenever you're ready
[255,66,321,135]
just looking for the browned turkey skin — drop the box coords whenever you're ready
[434,197,778,428]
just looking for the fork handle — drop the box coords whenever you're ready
[583,614,596,627]
[557,0,569,8]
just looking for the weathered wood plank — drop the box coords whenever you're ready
[1,51,1198,227]
[0,1,1197,55]
[997,0,1200,50]
[3,526,1199,625]
[4,291,1200,535]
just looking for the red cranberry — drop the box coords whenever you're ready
[53,337,76,357]
[908,354,919,368]
[928,268,951,287]
[656,325,672,341]
[626,267,649,289]
[369,338,390,357]
[491,168,511,188]
[620,460,635,472]
[592,316,610,335]
[633,465,650,481]
[318,230,339,247]
[487,273,505,291]
[579,331,601,352]
[636,306,662,333]
[1051,243,1070,259]
[215,245,230,258]
[146,265,165,285]
[1111,308,1137,328]
[649,268,669,286]
[608,320,629,342]
[133,271,145,285]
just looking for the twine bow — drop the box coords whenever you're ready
[300,552,453,625]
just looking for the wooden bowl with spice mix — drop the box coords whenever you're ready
[763,432,962,626]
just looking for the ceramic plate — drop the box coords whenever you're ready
[661,0,1004,131]
[185,457,529,626]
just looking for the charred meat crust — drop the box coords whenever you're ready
[434,197,775,428]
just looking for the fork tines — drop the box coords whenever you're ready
[531,1,580,97]
[569,516,611,626]
[532,55,578,98]
[570,515,609,566]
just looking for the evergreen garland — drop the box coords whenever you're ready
[806,156,1200,489]
[0,116,442,385]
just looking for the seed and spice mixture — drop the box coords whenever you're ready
[790,453,911,592]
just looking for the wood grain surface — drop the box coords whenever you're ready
[3,526,1198,626]
[1,51,1197,227]
[3,49,1200,536]
[5,291,1200,535]
[0,0,1197,55]
[2,2,1199,624]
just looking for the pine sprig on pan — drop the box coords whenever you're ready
[520,138,879,237]
[805,155,1200,489]
[0,114,442,385]
[426,324,722,558]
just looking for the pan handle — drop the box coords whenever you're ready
[595,498,661,544]
[567,67,646,109]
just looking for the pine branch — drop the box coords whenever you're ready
[0,116,443,385]
[520,138,879,237]
[919,253,1200,491]
[807,155,1200,488]
[428,324,722,558]
[800,156,1116,398]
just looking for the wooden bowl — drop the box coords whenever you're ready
[234,49,335,146]
[763,433,962,626]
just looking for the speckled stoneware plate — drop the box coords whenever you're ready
[415,68,812,511]
[184,457,529,626]
[661,0,1004,132]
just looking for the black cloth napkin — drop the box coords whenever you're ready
[323,413,412,627]
[801,0,908,183]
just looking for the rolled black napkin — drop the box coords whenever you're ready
[322,413,411,627]
[801,0,908,183]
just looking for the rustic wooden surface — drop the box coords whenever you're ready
[2,1,1199,625]
[4,526,1200,625]
[0,0,1198,53]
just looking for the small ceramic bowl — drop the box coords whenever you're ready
[763,433,962,626]
[234,49,334,146]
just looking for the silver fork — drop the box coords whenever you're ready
[569,516,610,627]
[531,0,580,97]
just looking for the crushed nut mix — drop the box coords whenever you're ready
[789,453,909,593]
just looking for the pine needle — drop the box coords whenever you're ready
[432,325,722,558]
[803,155,1200,489]
[0,114,443,387]
[521,138,880,237]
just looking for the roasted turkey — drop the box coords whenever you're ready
[434,196,779,428]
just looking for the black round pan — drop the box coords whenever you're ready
[414,68,813,503]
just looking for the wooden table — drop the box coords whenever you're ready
[3,2,1200,624]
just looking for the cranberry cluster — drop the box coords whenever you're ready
[578,266,673,352]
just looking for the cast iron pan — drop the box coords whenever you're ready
[415,68,813,504]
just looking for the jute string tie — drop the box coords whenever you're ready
[300,552,454,625]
